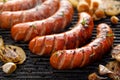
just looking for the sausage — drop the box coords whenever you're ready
[29,12,94,55]
[11,0,74,41]
[0,0,45,11]
[0,0,59,29]
[50,23,114,69]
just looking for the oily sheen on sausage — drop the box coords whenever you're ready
[29,12,94,55]
[50,23,114,69]
[0,0,59,29]
[0,0,45,11]
[11,0,74,41]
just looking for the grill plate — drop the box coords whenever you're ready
[0,9,120,80]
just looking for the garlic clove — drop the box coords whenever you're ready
[99,64,113,75]
[88,72,108,80]
[2,62,17,74]
[110,16,119,24]
[111,45,120,62]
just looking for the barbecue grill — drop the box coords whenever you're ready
[0,8,119,80]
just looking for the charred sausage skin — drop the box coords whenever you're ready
[50,23,114,69]
[29,12,94,55]
[0,0,59,29]
[11,0,74,41]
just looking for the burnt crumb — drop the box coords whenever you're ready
[8,46,11,49]
[13,48,16,52]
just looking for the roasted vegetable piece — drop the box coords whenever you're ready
[68,0,79,7]
[110,16,119,24]
[99,64,113,75]
[95,8,105,18]
[0,46,21,63]
[103,0,120,16]
[0,37,26,74]
[0,45,26,64]
[89,62,120,80]
[88,72,107,80]
[77,0,89,12]
[2,62,17,74]
[111,44,120,62]
[0,37,26,64]
[106,61,120,80]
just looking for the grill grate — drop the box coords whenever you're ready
[0,9,120,80]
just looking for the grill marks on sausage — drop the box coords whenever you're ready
[0,0,59,29]
[29,12,94,55]
[11,0,73,42]
[44,36,55,55]
[64,32,76,49]
[54,34,65,52]
[33,37,45,55]
[50,23,114,69]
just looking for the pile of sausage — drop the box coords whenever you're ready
[0,0,114,70]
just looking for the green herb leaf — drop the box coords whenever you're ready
[81,17,90,28]
[30,24,37,29]
[106,33,114,37]
[55,51,63,57]
[3,0,7,3]
[30,24,39,34]
[81,18,86,26]
[55,52,58,57]
[58,11,64,17]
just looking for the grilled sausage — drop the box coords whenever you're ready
[0,0,45,11]
[0,0,59,29]
[29,12,94,55]
[11,0,74,41]
[50,23,114,69]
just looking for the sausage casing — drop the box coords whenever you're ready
[0,0,59,29]
[11,0,74,41]
[50,23,114,69]
[0,0,45,11]
[29,12,94,55]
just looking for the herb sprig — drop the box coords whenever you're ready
[81,18,86,26]
[30,24,37,29]
[106,33,114,37]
